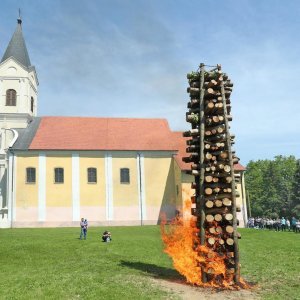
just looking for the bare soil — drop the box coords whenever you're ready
[151,278,260,300]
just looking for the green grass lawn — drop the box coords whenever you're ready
[0,227,299,300]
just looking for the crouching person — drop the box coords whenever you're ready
[102,231,112,242]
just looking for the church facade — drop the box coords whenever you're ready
[0,19,248,228]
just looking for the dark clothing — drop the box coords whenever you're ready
[102,231,111,242]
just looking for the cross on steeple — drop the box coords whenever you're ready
[17,9,22,25]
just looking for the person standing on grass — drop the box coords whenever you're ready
[80,217,85,240]
[281,217,286,231]
[82,219,88,240]
[286,218,291,231]
[295,219,300,233]
[291,217,297,232]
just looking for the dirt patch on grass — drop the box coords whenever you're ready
[151,278,260,300]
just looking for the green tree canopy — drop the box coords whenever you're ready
[245,156,298,218]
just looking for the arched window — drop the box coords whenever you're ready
[31,97,34,112]
[6,89,16,106]
[87,168,97,183]
[120,168,130,184]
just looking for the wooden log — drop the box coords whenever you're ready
[214,214,222,221]
[187,99,199,108]
[186,113,199,123]
[183,129,199,137]
[226,252,235,258]
[219,238,225,245]
[216,226,223,234]
[204,188,213,195]
[191,182,197,189]
[187,144,200,151]
[191,164,200,170]
[187,87,200,95]
[206,207,229,215]
[204,175,213,182]
[215,199,223,207]
[208,227,216,234]
[208,237,216,246]
[205,153,213,160]
[205,193,234,200]
[186,138,199,146]
[191,196,196,203]
[182,157,197,163]
[225,213,233,221]
[206,215,214,222]
[226,225,234,233]
[204,79,218,88]
[185,170,200,176]
[223,198,232,206]
[226,238,234,246]
[205,200,214,208]
[204,70,222,80]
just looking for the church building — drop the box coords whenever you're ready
[0,18,248,228]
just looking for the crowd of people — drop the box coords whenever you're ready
[79,217,112,242]
[247,216,300,232]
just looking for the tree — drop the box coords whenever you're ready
[245,156,297,218]
[290,160,300,218]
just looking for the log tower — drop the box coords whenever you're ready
[182,64,240,284]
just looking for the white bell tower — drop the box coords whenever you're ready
[0,17,38,128]
[0,16,38,227]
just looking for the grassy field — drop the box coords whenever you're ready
[0,226,299,300]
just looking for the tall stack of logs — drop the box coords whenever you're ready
[182,64,241,284]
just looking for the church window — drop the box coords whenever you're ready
[54,168,64,183]
[87,168,97,183]
[120,168,130,184]
[31,97,34,112]
[6,89,16,106]
[26,167,36,183]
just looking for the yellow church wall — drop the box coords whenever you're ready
[173,159,182,208]
[144,155,177,221]
[79,152,106,206]
[46,153,72,207]
[112,152,138,207]
[15,153,39,207]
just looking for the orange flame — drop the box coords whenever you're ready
[161,198,249,289]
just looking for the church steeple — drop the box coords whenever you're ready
[1,16,32,68]
[0,15,38,124]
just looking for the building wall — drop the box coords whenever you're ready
[0,59,38,118]
[11,150,178,227]
[15,152,39,221]
[79,152,106,221]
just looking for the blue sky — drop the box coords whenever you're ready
[1,0,300,165]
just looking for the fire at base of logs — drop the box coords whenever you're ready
[181,64,243,287]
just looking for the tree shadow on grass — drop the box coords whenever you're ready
[120,260,184,281]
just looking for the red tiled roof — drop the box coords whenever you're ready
[234,163,246,171]
[29,117,178,151]
[173,132,192,170]
[173,131,246,172]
